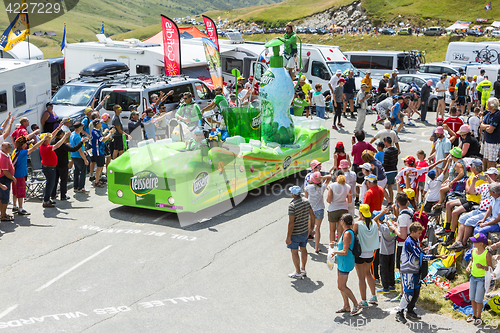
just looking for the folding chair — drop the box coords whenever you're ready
[26,149,46,200]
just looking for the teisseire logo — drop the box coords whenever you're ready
[259,70,275,87]
[251,113,261,130]
[283,156,292,170]
[130,171,159,195]
[193,172,209,195]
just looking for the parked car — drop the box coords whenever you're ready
[266,28,275,34]
[317,28,328,35]
[380,28,396,35]
[296,27,306,34]
[306,28,317,34]
[418,62,463,76]
[398,73,451,111]
[492,31,500,38]
[397,28,410,35]
[424,27,443,36]
[467,30,484,37]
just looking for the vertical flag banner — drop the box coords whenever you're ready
[101,21,105,34]
[61,23,67,55]
[161,15,181,75]
[201,37,223,88]
[202,15,219,50]
[0,0,30,51]
[485,2,492,10]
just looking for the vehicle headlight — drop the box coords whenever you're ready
[168,197,175,205]
[117,190,123,198]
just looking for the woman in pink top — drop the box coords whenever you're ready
[415,150,429,203]
[351,130,376,186]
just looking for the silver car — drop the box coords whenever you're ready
[398,74,451,111]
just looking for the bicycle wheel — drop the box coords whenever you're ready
[403,55,411,70]
[478,48,490,63]
[488,49,499,63]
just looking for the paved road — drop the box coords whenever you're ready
[0,112,473,332]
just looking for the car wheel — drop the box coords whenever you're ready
[430,98,438,111]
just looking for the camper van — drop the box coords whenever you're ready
[446,42,500,65]
[98,75,214,130]
[0,59,51,126]
[465,64,500,81]
[344,51,420,77]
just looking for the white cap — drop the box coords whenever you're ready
[361,163,372,171]
[336,69,342,74]
[393,69,399,74]
[485,167,499,175]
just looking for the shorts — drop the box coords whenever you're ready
[0,176,11,205]
[328,209,348,223]
[424,201,437,213]
[469,275,486,303]
[284,54,296,69]
[449,91,455,100]
[386,171,397,185]
[396,245,403,269]
[92,154,105,167]
[391,117,402,125]
[417,181,425,190]
[344,93,354,102]
[376,106,388,119]
[12,176,26,198]
[460,198,476,212]
[314,209,325,220]
[457,96,466,106]
[437,96,444,100]
[355,256,374,264]
[112,137,124,152]
[481,142,500,162]
[338,269,349,275]
[287,231,309,250]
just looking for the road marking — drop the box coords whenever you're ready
[36,245,112,292]
[0,305,18,319]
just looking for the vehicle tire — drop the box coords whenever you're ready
[430,98,438,111]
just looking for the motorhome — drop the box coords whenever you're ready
[344,51,419,77]
[0,41,44,60]
[0,59,51,126]
[445,42,500,65]
[465,64,500,81]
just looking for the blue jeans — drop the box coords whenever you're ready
[474,222,500,235]
[42,166,56,203]
[316,106,325,119]
[73,158,86,190]
[469,275,486,303]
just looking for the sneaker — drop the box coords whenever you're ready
[18,208,30,216]
[332,125,338,130]
[359,300,369,308]
[377,288,390,293]
[368,295,378,305]
[371,123,377,130]
[350,306,362,316]
[391,294,402,302]
[301,269,307,277]
[12,206,18,213]
[343,113,347,118]
[50,196,56,200]
[288,272,303,279]
[436,228,450,236]
[351,113,356,119]
[407,121,415,126]
[447,241,464,250]
[61,195,71,200]
[79,189,90,193]
[396,311,407,324]
[338,123,345,128]
[442,234,456,247]
[42,202,55,208]
[466,315,475,323]
[89,176,96,182]
[406,311,421,320]
[423,120,429,124]
[49,200,56,205]
[389,286,396,291]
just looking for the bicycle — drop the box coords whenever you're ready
[473,45,499,64]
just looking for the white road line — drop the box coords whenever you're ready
[36,245,112,292]
[0,304,18,319]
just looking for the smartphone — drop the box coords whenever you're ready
[478,175,488,182]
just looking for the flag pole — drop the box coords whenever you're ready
[27,32,30,60]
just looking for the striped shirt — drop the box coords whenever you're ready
[288,197,311,235]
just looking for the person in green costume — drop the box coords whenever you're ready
[175,92,203,127]
[292,91,310,117]
[202,86,228,128]
[283,23,298,78]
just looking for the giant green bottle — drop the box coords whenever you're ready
[259,39,295,145]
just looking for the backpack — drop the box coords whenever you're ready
[436,266,457,280]
[375,93,388,104]
[347,229,362,258]
[401,210,429,242]
[444,282,471,306]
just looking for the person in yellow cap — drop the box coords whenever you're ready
[353,203,379,307]
[296,75,312,117]
[378,73,390,97]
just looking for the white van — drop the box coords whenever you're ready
[446,42,500,65]
[344,51,419,76]
[99,75,214,130]
[465,64,500,81]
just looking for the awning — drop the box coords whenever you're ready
[445,22,470,31]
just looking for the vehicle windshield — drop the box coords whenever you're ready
[327,62,356,76]
[51,84,98,107]
[104,91,141,111]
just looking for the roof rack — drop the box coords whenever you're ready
[102,74,191,88]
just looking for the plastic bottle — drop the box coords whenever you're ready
[259,40,295,145]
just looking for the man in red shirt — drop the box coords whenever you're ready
[11,118,39,143]
[443,107,463,141]
[0,142,15,221]
[363,174,384,212]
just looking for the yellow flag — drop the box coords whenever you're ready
[0,0,30,51]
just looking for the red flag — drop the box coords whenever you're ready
[202,15,219,50]
[161,15,181,76]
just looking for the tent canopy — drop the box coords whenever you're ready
[492,21,500,28]
[445,22,470,31]
[143,26,208,44]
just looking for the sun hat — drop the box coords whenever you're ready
[470,233,488,244]
[359,204,371,218]
[366,70,371,74]
[393,69,399,74]
[373,210,385,221]
[130,111,139,116]
[403,155,416,165]
[361,163,372,171]
[248,75,254,79]
[101,113,110,121]
[485,167,499,175]
[336,69,342,74]
[384,73,390,78]
[473,75,477,79]
[456,124,470,135]
[361,83,368,88]
[449,147,462,158]
[427,80,433,86]
[403,188,415,199]
[290,186,302,195]
[436,117,444,123]
[310,160,321,170]
[339,160,350,169]
[39,133,52,141]
[435,126,444,134]
[428,169,436,179]
[61,117,71,124]
[338,78,346,83]
[84,107,92,114]
[336,141,344,149]
[237,76,245,80]
[365,174,377,182]
[471,159,483,169]
[310,171,322,184]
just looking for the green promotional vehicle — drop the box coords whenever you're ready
[107,38,330,214]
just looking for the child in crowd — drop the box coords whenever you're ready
[391,95,405,134]
[468,107,481,140]
[143,108,169,140]
[423,169,444,213]
[466,233,492,326]
[332,78,345,129]
[395,222,447,323]
[374,209,396,292]
[330,141,350,171]
[311,83,329,119]
[415,150,428,204]
[375,141,385,164]
[292,91,309,117]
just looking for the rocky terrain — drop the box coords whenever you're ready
[300,1,371,28]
